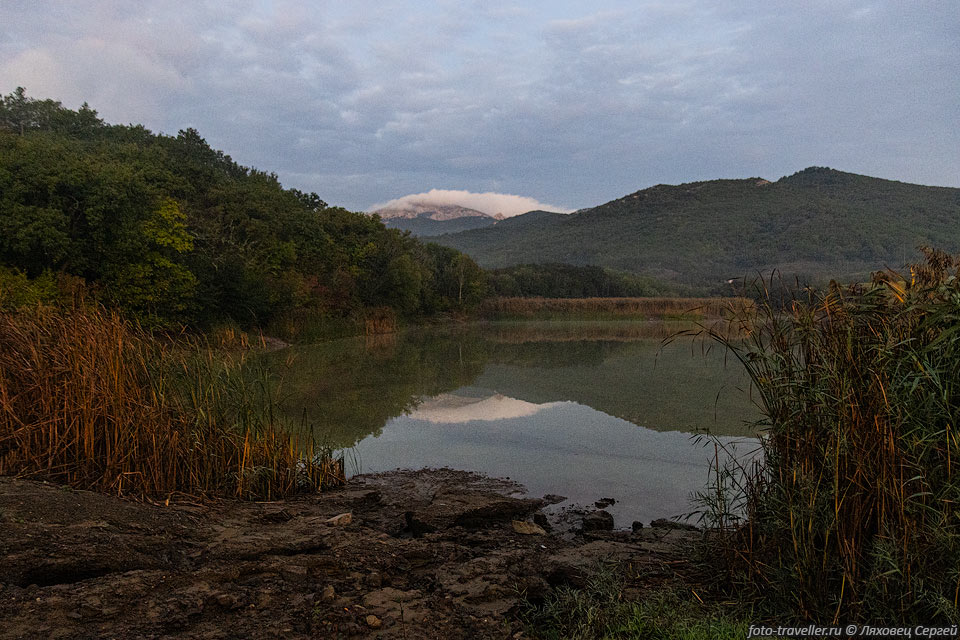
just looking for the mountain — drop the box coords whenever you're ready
[373,203,503,237]
[431,168,960,290]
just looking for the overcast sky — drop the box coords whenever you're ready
[1,1,957,213]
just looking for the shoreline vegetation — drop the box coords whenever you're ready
[698,248,960,624]
[476,295,751,322]
[0,303,343,501]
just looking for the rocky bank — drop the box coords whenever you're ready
[0,469,700,639]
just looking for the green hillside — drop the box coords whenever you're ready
[433,168,960,290]
[383,213,495,236]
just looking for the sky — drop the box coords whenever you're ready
[1,1,957,214]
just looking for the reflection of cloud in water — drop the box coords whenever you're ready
[408,393,563,423]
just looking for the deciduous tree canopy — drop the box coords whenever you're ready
[0,89,486,327]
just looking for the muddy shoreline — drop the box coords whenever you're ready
[0,469,700,639]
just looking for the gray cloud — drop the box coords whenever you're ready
[0,1,957,212]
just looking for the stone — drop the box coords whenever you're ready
[594,498,616,509]
[511,520,546,536]
[365,614,382,629]
[280,565,309,582]
[532,512,550,530]
[631,521,644,533]
[581,511,614,532]
[214,593,239,609]
[325,513,352,526]
[321,585,336,602]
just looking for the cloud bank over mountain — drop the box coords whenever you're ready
[370,189,573,217]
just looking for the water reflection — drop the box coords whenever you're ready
[408,393,563,423]
[260,321,760,525]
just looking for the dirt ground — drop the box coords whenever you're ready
[0,469,700,639]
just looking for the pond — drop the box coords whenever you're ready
[260,321,762,527]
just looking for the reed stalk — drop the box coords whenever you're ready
[0,304,343,500]
[699,248,960,622]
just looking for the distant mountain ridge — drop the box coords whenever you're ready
[429,167,960,291]
[372,203,505,237]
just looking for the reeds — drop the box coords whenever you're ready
[478,296,751,321]
[700,248,960,622]
[0,304,343,500]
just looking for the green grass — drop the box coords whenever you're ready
[519,562,749,640]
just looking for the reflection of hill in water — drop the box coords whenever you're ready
[476,340,758,436]
[259,332,488,448]
[261,322,758,449]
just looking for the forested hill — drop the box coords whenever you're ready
[0,89,485,328]
[433,168,960,290]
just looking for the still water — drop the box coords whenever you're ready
[262,321,761,527]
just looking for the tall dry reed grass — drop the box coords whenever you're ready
[699,248,960,623]
[0,304,342,500]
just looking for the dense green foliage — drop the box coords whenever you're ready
[486,263,675,297]
[703,249,960,622]
[0,88,486,328]
[434,170,960,291]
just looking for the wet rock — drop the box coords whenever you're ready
[631,521,644,533]
[532,512,551,531]
[581,510,614,532]
[594,498,616,509]
[454,499,543,528]
[325,513,352,526]
[511,520,546,536]
[542,494,567,505]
